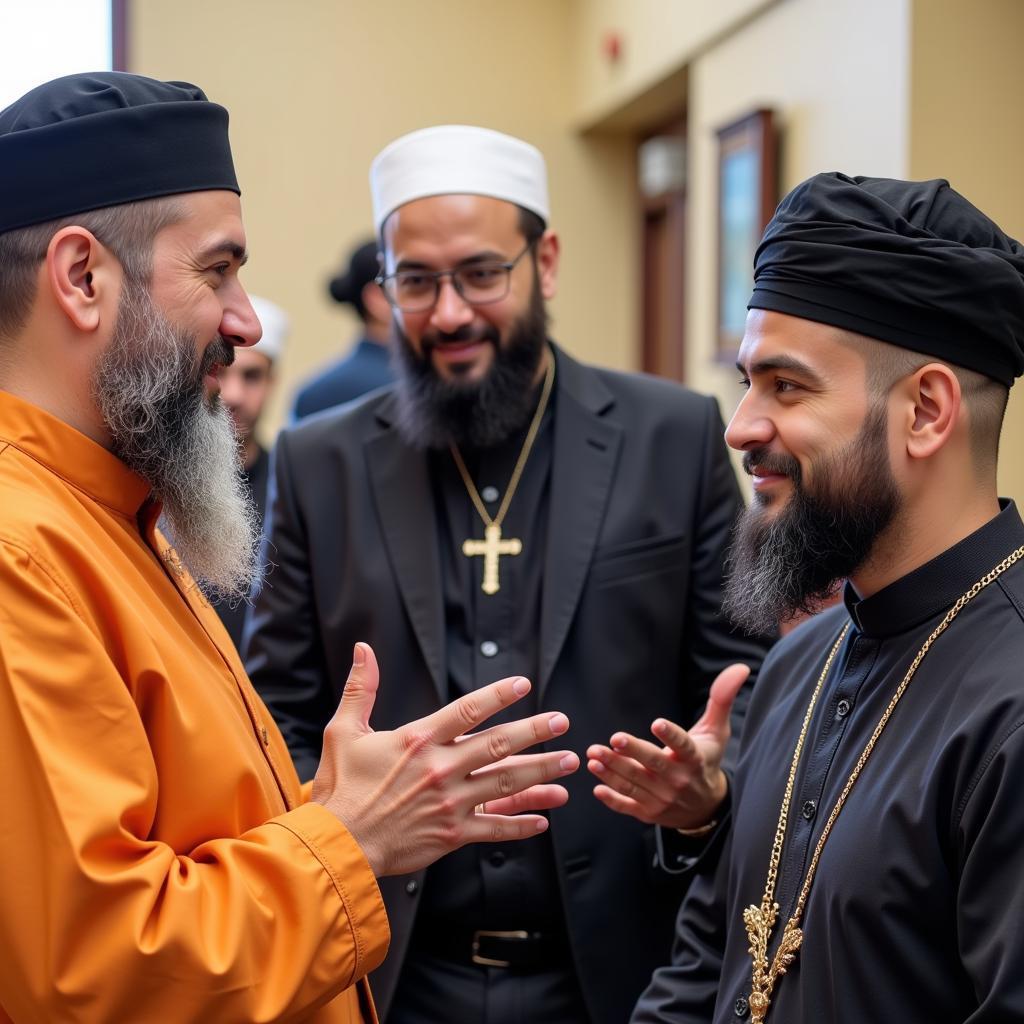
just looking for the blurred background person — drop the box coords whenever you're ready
[291,239,394,421]
[215,294,289,647]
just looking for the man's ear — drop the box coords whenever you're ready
[45,226,119,333]
[535,230,560,301]
[902,362,961,461]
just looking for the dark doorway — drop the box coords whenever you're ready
[639,116,687,381]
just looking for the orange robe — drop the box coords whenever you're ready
[0,392,389,1022]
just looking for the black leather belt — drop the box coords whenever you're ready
[412,926,571,969]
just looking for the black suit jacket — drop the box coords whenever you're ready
[245,344,772,1023]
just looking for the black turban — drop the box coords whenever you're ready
[749,173,1024,386]
[0,71,239,234]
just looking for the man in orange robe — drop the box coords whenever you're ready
[0,72,578,1023]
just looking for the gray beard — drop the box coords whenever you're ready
[722,405,900,635]
[91,279,260,602]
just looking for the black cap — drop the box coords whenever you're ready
[749,173,1024,386]
[328,239,380,318]
[0,71,239,233]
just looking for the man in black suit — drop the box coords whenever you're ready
[246,124,772,1024]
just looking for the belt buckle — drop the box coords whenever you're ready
[472,929,529,968]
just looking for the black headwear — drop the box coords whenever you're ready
[328,239,380,319]
[749,173,1024,386]
[0,71,239,233]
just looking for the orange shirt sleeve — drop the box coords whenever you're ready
[0,539,388,1022]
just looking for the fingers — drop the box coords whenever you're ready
[334,642,380,736]
[468,749,579,807]
[693,663,751,738]
[463,773,576,845]
[419,676,534,745]
[586,741,680,806]
[649,718,698,759]
[453,709,572,774]
[591,783,652,823]
[477,783,570,816]
[462,813,552,842]
[617,729,698,769]
[588,698,738,827]
[457,762,577,847]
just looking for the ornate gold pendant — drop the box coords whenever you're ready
[737,545,1024,1024]
[744,902,803,1023]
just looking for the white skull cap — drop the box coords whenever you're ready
[248,296,290,364]
[370,124,549,234]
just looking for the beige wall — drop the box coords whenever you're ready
[684,0,911,427]
[129,0,635,438]
[569,0,779,128]
[562,0,912,445]
[909,0,1024,503]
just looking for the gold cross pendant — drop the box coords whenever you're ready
[462,522,522,595]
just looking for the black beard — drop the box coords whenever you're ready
[722,404,901,635]
[389,281,549,451]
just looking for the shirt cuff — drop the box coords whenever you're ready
[654,787,733,876]
[271,802,390,981]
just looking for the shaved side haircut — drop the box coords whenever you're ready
[838,328,1009,475]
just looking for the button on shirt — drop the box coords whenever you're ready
[416,396,562,932]
[769,624,872,923]
[636,501,1024,1023]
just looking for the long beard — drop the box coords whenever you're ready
[389,281,549,450]
[722,405,901,635]
[91,279,260,602]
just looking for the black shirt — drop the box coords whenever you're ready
[414,394,564,932]
[635,501,1024,1023]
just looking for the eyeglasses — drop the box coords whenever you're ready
[376,241,534,313]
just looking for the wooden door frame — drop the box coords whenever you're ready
[112,0,129,70]
[638,115,687,381]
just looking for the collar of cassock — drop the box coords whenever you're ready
[842,499,1024,638]
[0,390,152,517]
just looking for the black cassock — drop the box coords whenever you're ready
[635,500,1024,1024]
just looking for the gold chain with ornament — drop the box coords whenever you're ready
[450,354,555,594]
[745,543,1024,1023]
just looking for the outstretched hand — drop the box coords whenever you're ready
[586,663,750,829]
[312,643,579,877]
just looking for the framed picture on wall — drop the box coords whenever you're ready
[715,108,776,361]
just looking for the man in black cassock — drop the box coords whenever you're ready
[245,124,772,1024]
[633,173,1024,1023]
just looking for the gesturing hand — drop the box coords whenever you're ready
[585,663,750,830]
[312,643,579,877]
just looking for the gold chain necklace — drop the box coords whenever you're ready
[450,354,555,595]
[745,543,1024,1023]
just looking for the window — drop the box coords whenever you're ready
[0,0,113,109]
